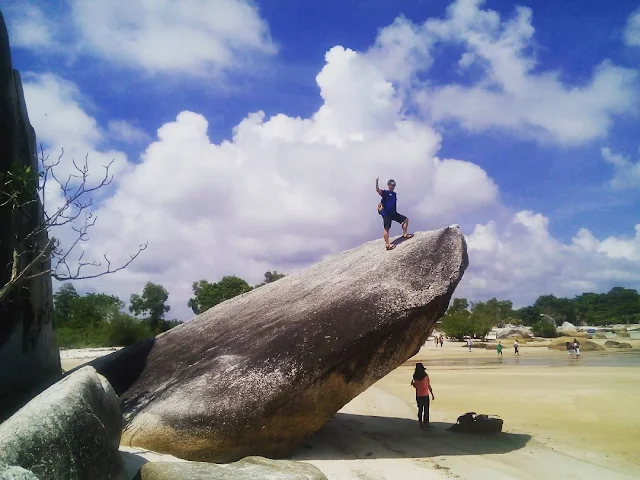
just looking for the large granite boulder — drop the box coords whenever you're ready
[559,321,577,334]
[0,8,60,419]
[137,457,326,480]
[0,366,126,480]
[91,226,468,462]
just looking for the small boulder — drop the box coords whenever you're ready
[0,366,126,480]
[616,331,631,338]
[617,343,632,349]
[605,340,620,348]
[497,328,532,340]
[559,321,577,334]
[594,333,607,339]
[138,457,327,480]
[548,337,604,352]
[0,464,39,480]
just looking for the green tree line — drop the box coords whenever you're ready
[54,270,286,348]
[441,287,640,339]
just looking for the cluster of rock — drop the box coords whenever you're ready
[495,326,534,340]
[604,340,632,349]
[0,367,327,479]
[0,226,467,478]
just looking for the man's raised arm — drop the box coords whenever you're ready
[376,177,383,196]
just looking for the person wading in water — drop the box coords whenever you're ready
[376,178,413,250]
[411,363,435,429]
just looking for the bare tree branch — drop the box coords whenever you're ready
[1,146,146,303]
[52,243,148,281]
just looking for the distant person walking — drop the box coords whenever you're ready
[411,363,435,429]
[566,341,575,359]
[467,338,473,352]
[497,342,503,356]
[434,334,439,347]
[439,334,444,348]
[376,178,413,251]
[513,340,520,356]
[573,338,581,359]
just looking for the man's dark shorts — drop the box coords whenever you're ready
[383,212,407,231]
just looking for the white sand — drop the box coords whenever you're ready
[60,347,122,371]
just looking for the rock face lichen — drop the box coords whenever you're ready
[90,226,468,462]
[0,8,60,419]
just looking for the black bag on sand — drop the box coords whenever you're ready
[448,412,503,434]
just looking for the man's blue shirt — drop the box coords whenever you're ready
[380,189,397,216]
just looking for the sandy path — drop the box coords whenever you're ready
[60,347,122,371]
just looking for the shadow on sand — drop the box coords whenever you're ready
[291,413,531,461]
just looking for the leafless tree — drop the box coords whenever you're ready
[0,146,147,304]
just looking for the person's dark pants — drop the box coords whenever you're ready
[383,212,407,231]
[417,396,430,424]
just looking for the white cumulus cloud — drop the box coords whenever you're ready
[371,0,640,146]
[601,146,640,189]
[6,0,276,76]
[22,74,131,181]
[107,120,150,144]
[3,4,56,49]
[461,212,640,305]
[23,45,499,319]
[624,7,640,46]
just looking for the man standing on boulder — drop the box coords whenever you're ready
[376,177,413,250]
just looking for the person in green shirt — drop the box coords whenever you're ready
[496,342,503,356]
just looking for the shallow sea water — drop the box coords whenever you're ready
[418,351,640,369]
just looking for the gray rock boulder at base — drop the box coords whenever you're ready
[138,457,327,480]
[0,367,126,480]
[0,464,39,480]
[91,226,468,462]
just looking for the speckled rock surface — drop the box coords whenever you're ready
[90,226,468,462]
[138,457,327,480]
[0,366,126,480]
[0,463,39,480]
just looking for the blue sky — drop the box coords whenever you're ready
[3,0,640,319]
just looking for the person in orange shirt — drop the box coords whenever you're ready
[411,363,435,429]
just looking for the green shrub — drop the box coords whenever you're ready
[532,321,557,338]
[57,315,154,348]
[103,314,153,346]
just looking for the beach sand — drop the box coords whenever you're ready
[61,342,640,479]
